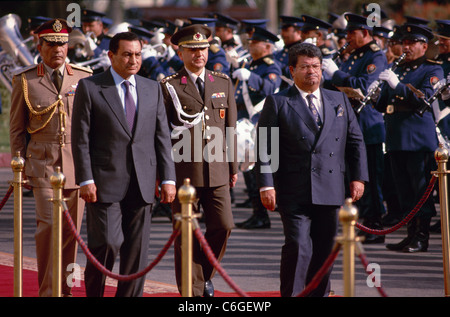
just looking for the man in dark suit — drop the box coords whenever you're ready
[160,24,238,297]
[71,32,176,297]
[256,43,368,297]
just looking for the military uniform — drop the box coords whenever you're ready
[436,20,450,142]
[161,24,238,297]
[323,13,388,243]
[375,24,444,253]
[9,19,92,296]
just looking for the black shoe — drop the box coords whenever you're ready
[362,233,385,244]
[386,236,412,251]
[236,199,252,208]
[402,237,428,253]
[237,215,270,229]
[203,280,214,297]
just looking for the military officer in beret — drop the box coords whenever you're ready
[9,18,92,296]
[373,24,444,252]
[160,24,238,297]
[232,26,281,229]
[274,15,303,91]
[323,13,388,244]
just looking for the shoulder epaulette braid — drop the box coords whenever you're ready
[12,64,38,76]
[69,63,93,73]
[211,71,229,79]
[161,73,179,84]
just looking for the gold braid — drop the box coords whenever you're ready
[21,73,65,136]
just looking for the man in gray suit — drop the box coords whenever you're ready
[72,32,176,297]
[256,43,368,297]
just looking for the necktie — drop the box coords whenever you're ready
[306,94,322,128]
[123,81,136,131]
[52,70,62,92]
[196,77,205,101]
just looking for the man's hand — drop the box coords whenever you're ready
[229,174,238,188]
[379,69,399,89]
[160,183,176,203]
[80,183,97,203]
[260,189,276,211]
[349,180,365,202]
[321,58,339,77]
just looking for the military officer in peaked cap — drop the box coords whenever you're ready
[9,18,92,296]
[373,24,443,252]
[214,13,241,52]
[232,26,281,229]
[81,9,111,58]
[323,13,388,244]
[301,15,335,59]
[160,24,238,297]
[275,15,303,91]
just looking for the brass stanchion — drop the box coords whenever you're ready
[49,166,65,297]
[177,178,196,297]
[10,151,25,297]
[336,198,359,297]
[434,144,450,297]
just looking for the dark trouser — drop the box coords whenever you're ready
[172,184,234,297]
[84,174,152,297]
[278,203,339,297]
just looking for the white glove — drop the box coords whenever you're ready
[379,69,399,89]
[367,80,381,102]
[86,36,98,51]
[321,58,339,77]
[166,45,176,61]
[232,68,251,82]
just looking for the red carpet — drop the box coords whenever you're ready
[0,264,280,297]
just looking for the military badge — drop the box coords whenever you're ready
[220,109,225,119]
[181,76,187,84]
[367,64,376,74]
[430,76,439,86]
[53,19,62,33]
[268,73,278,82]
[193,32,202,41]
[213,63,223,72]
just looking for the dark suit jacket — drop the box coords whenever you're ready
[71,68,175,203]
[256,85,369,206]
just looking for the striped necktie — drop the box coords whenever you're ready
[306,94,322,128]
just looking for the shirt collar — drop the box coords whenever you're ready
[110,66,136,87]
[44,62,65,76]
[295,85,321,100]
[185,67,205,84]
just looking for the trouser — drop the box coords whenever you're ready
[33,187,84,297]
[84,175,152,297]
[172,184,234,297]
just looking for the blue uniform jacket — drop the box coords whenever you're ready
[324,41,387,145]
[375,56,444,152]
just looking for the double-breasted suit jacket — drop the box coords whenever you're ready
[256,85,369,206]
[161,67,238,187]
[10,62,92,188]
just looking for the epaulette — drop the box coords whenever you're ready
[263,57,274,65]
[160,73,178,84]
[12,64,38,76]
[69,63,93,73]
[370,43,380,52]
[210,43,220,54]
[211,71,229,80]
[426,59,443,65]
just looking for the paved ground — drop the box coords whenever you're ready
[0,166,448,297]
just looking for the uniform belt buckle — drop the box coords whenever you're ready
[386,105,394,114]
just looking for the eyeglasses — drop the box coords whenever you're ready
[297,64,321,71]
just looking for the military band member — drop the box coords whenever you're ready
[275,15,303,91]
[81,9,111,59]
[301,15,334,59]
[374,24,444,252]
[9,19,92,296]
[160,24,238,297]
[322,13,388,244]
[214,13,241,51]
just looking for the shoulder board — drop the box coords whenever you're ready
[211,71,229,80]
[370,43,380,52]
[210,43,220,54]
[426,59,443,65]
[12,64,38,76]
[69,63,93,73]
[263,57,274,65]
[160,73,179,84]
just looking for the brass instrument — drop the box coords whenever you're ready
[355,53,406,114]
[332,42,349,62]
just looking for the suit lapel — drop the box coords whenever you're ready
[100,69,131,137]
[286,86,319,134]
[134,76,150,134]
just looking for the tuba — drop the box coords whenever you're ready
[0,14,35,92]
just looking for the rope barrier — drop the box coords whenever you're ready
[357,245,388,297]
[356,175,437,235]
[0,185,13,211]
[61,201,180,282]
[295,243,342,297]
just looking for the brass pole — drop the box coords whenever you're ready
[10,151,25,297]
[337,198,359,297]
[434,144,450,297]
[177,178,196,297]
[49,166,65,297]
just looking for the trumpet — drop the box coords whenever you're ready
[355,53,406,114]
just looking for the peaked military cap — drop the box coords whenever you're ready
[401,23,434,42]
[128,25,154,41]
[436,20,450,39]
[35,18,72,43]
[171,24,211,48]
[301,15,332,32]
[27,16,51,32]
[163,20,178,35]
[249,26,279,44]
[279,15,303,28]
[214,13,239,30]
[189,17,217,28]
[373,26,392,38]
[405,16,429,27]
[140,20,165,32]
[81,9,106,23]
[344,13,373,31]
[240,19,268,34]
